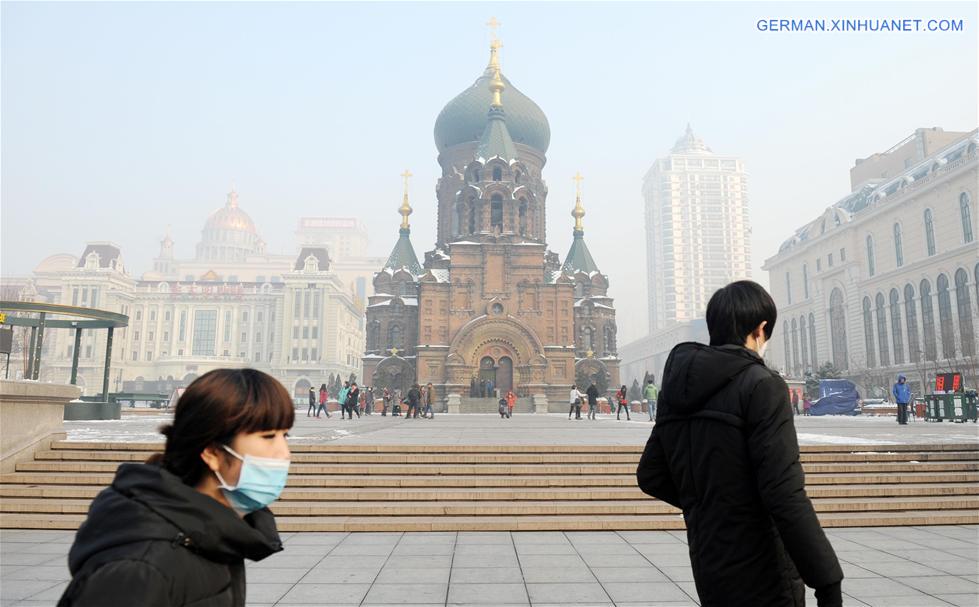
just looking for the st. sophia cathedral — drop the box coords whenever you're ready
[363,25,619,410]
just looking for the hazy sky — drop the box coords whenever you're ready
[3,1,976,344]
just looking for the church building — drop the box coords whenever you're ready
[363,28,619,410]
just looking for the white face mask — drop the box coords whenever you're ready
[758,337,770,358]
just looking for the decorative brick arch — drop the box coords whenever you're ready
[448,315,545,369]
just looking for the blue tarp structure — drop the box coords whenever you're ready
[811,379,861,416]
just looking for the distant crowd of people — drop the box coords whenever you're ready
[306,382,437,419]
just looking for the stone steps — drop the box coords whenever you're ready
[2,442,977,531]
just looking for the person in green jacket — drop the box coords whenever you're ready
[643,378,659,422]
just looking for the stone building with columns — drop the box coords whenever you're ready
[763,127,979,395]
[362,32,619,408]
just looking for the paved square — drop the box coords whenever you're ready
[2,526,976,606]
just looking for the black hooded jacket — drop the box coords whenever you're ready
[637,343,843,607]
[58,463,283,607]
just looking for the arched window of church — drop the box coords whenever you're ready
[515,170,522,184]
[581,327,593,351]
[955,268,975,356]
[492,166,502,182]
[889,289,904,365]
[604,325,615,355]
[904,284,920,363]
[367,322,380,351]
[518,198,528,236]
[470,167,481,183]
[456,202,466,236]
[937,273,956,359]
[920,279,937,360]
[491,194,503,230]
[875,292,889,367]
[468,196,477,233]
[829,288,848,369]
[388,324,403,350]
[862,297,876,368]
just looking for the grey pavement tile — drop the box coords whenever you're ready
[456,532,512,545]
[514,543,578,555]
[452,554,519,568]
[860,561,949,578]
[454,543,516,556]
[517,555,586,569]
[564,532,625,545]
[903,536,978,551]
[277,582,371,604]
[603,581,691,604]
[1,543,70,556]
[316,555,390,570]
[857,595,950,607]
[250,554,325,569]
[525,582,611,604]
[590,566,670,583]
[836,549,907,565]
[531,604,614,607]
[340,533,402,545]
[642,554,694,567]
[511,533,570,545]
[450,567,524,584]
[329,544,396,556]
[658,565,695,582]
[15,580,68,602]
[243,583,295,604]
[301,568,380,584]
[840,595,871,607]
[448,583,529,604]
[362,583,448,604]
[936,594,979,607]
[276,543,340,556]
[674,581,700,600]
[392,543,455,556]
[945,548,979,559]
[0,579,65,601]
[520,567,595,584]
[615,603,698,607]
[899,575,978,595]
[891,548,969,561]
[0,553,65,567]
[843,577,927,598]
[284,533,348,545]
[388,555,452,569]
[242,567,309,584]
[579,553,650,569]
[838,562,883,579]
[376,567,451,584]
[617,531,683,544]
[1,566,70,582]
[399,532,456,544]
[573,542,639,555]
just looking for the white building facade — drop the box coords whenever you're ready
[763,128,979,395]
[643,125,752,332]
[7,190,368,398]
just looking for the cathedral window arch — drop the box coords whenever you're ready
[490,194,503,230]
[581,326,594,352]
[367,321,380,352]
[518,198,528,236]
[937,273,955,359]
[492,166,502,182]
[954,268,975,356]
[604,325,616,355]
[387,324,403,350]
[515,170,522,184]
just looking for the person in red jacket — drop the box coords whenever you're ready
[505,389,516,418]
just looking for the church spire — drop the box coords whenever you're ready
[476,21,517,162]
[384,171,422,275]
[562,171,600,274]
[399,169,413,229]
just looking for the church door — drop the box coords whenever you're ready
[478,356,496,394]
[497,357,513,393]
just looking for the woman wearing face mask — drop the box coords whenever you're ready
[58,368,294,607]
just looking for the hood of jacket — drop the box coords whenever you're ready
[658,342,765,416]
[68,463,282,575]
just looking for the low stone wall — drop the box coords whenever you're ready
[64,400,121,421]
[0,380,81,473]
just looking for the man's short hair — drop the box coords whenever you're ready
[705,280,777,347]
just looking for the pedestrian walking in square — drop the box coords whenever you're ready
[616,385,630,421]
[422,382,435,418]
[317,383,331,418]
[307,386,317,417]
[586,382,599,420]
[346,382,360,419]
[643,378,658,421]
[893,374,911,425]
[505,389,516,418]
[405,384,421,418]
[637,280,843,607]
[569,384,583,419]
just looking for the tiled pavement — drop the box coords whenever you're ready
[2,526,976,606]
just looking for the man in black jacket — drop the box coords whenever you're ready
[346,383,360,419]
[585,382,599,420]
[637,281,843,607]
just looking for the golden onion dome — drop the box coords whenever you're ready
[204,190,257,234]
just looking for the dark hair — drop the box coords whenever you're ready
[705,280,777,347]
[148,368,295,486]
[320,383,327,391]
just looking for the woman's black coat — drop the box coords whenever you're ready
[58,463,283,607]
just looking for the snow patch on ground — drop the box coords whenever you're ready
[796,433,896,446]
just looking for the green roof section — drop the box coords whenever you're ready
[561,229,600,275]
[384,228,422,275]
[477,107,518,162]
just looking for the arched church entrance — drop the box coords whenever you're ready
[477,354,514,395]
